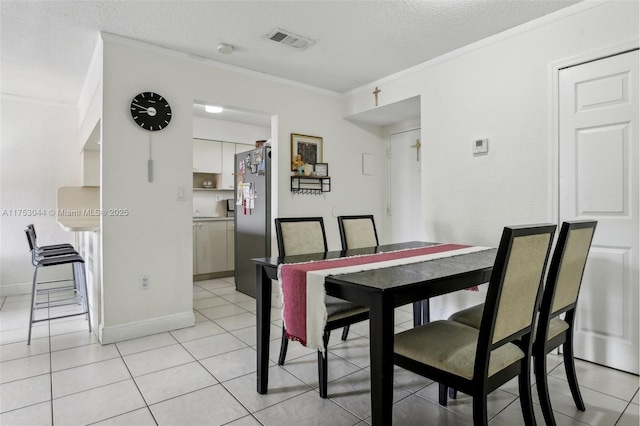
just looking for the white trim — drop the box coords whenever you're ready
[100,32,341,98]
[549,39,639,225]
[345,1,608,97]
[78,37,103,125]
[98,311,195,344]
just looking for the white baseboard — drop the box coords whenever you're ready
[0,282,32,297]
[98,311,195,344]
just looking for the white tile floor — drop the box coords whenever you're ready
[1,277,638,425]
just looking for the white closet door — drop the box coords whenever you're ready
[559,49,639,374]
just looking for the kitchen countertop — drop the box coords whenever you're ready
[193,217,233,222]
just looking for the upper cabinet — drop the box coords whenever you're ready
[193,139,257,189]
[193,139,222,173]
[220,142,236,190]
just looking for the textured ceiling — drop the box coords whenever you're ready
[1,0,581,105]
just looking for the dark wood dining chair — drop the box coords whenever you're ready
[337,215,379,250]
[393,224,556,425]
[275,217,369,398]
[445,220,596,425]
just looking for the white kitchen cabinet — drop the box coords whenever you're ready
[193,139,222,173]
[194,221,227,275]
[220,143,237,190]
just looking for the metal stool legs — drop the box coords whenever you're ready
[27,259,91,345]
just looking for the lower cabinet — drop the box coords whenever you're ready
[194,221,228,275]
[226,221,235,271]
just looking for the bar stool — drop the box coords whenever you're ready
[25,227,91,344]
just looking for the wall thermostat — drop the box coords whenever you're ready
[473,138,489,155]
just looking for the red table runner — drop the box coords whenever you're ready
[278,244,489,351]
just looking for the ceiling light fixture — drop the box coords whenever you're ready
[216,43,234,54]
[205,105,223,113]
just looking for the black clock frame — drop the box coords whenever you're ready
[130,92,172,131]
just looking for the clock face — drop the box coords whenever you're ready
[130,92,172,131]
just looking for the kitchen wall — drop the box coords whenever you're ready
[192,116,269,217]
[99,34,388,342]
[343,0,639,319]
[0,96,81,296]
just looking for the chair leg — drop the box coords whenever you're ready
[318,330,330,398]
[77,262,91,332]
[422,298,430,323]
[472,393,489,426]
[518,358,537,426]
[438,383,448,406]
[413,301,422,326]
[535,352,556,426]
[341,325,350,341]
[412,299,431,327]
[563,338,585,411]
[27,267,40,345]
[449,387,457,399]
[278,327,289,365]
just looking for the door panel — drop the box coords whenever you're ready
[559,49,639,373]
[389,129,421,243]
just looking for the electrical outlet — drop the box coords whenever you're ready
[140,275,150,290]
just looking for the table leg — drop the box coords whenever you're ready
[256,265,272,394]
[369,294,394,425]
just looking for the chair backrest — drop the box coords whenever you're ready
[25,227,35,252]
[476,224,556,365]
[337,215,379,250]
[537,220,597,342]
[275,217,328,256]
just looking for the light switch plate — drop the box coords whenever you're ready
[177,187,185,201]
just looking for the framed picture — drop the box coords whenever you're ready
[314,163,328,177]
[291,133,323,171]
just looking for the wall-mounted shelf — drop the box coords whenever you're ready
[290,175,331,195]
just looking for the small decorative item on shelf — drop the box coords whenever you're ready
[314,163,328,177]
[255,140,267,148]
[303,164,313,176]
[203,179,213,188]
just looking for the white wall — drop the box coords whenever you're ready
[98,35,387,342]
[345,0,638,245]
[0,96,81,296]
[344,0,639,319]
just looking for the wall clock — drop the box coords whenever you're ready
[130,92,172,131]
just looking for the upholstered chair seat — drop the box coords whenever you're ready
[395,320,525,380]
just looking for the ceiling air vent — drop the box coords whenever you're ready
[266,28,314,50]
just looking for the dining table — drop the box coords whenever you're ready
[252,241,496,425]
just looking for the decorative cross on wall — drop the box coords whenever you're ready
[411,139,421,161]
[373,86,381,106]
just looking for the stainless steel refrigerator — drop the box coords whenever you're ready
[234,146,271,297]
